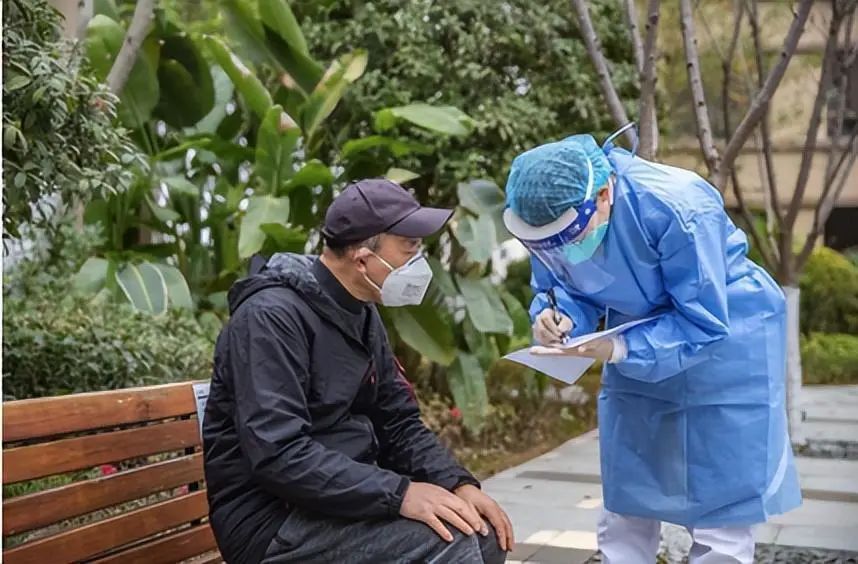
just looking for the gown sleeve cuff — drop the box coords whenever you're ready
[609,334,628,364]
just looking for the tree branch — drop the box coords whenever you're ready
[569,0,635,144]
[746,0,784,227]
[719,1,743,148]
[721,3,781,263]
[638,0,661,159]
[679,0,720,176]
[75,0,94,41]
[624,0,646,74]
[713,0,814,190]
[732,170,777,270]
[106,0,157,96]
[720,3,780,266]
[823,6,855,181]
[796,129,858,270]
[784,4,841,229]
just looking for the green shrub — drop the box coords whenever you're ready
[3,226,213,400]
[2,295,213,400]
[801,333,858,385]
[799,247,858,335]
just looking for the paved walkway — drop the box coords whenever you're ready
[483,385,858,564]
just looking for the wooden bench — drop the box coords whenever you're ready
[2,381,221,564]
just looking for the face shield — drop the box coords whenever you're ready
[504,158,617,293]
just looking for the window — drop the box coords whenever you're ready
[824,207,858,251]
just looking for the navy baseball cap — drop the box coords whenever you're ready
[322,179,453,245]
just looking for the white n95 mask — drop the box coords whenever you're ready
[365,252,434,307]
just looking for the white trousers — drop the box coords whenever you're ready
[597,510,755,564]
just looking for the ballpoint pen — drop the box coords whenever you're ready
[547,288,567,343]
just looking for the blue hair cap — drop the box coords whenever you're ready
[505,134,612,227]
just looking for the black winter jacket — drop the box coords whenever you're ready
[202,254,478,564]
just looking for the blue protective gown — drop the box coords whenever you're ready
[529,148,802,528]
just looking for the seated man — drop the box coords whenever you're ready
[203,179,512,564]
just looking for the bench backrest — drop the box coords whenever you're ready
[2,381,221,564]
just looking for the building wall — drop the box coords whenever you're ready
[660,1,857,242]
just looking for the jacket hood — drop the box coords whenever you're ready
[227,253,364,338]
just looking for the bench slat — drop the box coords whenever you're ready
[90,523,217,564]
[186,551,225,564]
[3,382,200,442]
[2,491,209,564]
[3,453,204,536]
[3,419,201,484]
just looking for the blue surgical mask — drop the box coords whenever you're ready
[561,222,608,264]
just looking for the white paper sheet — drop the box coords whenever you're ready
[554,315,660,351]
[503,349,596,384]
[502,316,660,385]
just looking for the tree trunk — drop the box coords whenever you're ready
[106,0,157,96]
[783,286,805,446]
[569,0,635,145]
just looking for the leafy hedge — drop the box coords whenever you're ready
[3,226,213,400]
[2,296,213,400]
[802,333,858,385]
[800,247,858,335]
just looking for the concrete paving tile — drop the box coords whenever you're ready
[516,470,601,484]
[774,525,858,551]
[796,457,858,481]
[550,530,598,550]
[575,496,603,509]
[525,545,595,564]
[523,530,564,544]
[508,543,542,562]
[485,481,604,511]
[753,523,781,544]
[768,499,858,527]
[489,500,602,542]
[804,420,858,442]
[801,479,858,502]
[803,385,858,404]
[804,406,858,424]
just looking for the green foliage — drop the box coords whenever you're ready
[3,228,212,400]
[1,0,142,240]
[799,247,858,335]
[3,298,212,400]
[65,0,561,431]
[801,333,858,385]
[299,0,638,191]
[504,258,534,311]
[447,354,490,432]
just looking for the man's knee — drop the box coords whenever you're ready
[390,520,506,563]
[478,526,507,564]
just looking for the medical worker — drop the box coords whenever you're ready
[502,127,801,563]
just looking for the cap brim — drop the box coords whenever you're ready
[387,207,454,238]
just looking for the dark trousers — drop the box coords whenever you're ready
[262,508,507,564]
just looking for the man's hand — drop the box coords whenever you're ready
[400,482,485,542]
[455,484,515,552]
[533,308,573,346]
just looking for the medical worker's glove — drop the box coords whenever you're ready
[533,309,573,345]
[530,335,627,363]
